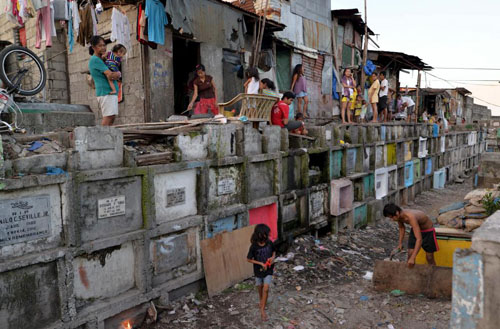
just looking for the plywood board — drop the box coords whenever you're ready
[201,225,255,297]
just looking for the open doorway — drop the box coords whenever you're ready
[173,37,200,114]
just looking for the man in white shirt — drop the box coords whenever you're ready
[378,71,389,122]
[400,95,415,123]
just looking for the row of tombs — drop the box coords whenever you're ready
[0,123,486,328]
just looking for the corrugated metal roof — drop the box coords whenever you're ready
[223,0,284,27]
[368,50,432,71]
[331,8,374,35]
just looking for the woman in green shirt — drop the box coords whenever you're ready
[88,36,121,126]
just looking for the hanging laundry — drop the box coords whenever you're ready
[31,0,47,11]
[145,0,168,45]
[7,0,24,26]
[67,1,73,52]
[35,2,52,48]
[136,2,156,49]
[77,4,93,46]
[90,3,98,35]
[71,0,80,38]
[111,8,131,54]
[52,0,67,20]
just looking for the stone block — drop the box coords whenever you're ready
[330,150,343,179]
[154,169,198,224]
[375,167,389,200]
[74,242,135,308]
[11,152,67,175]
[280,154,307,192]
[367,198,384,225]
[346,126,358,144]
[386,143,397,166]
[242,125,262,156]
[353,203,368,228]
[262,125,281,153]
[0,261,61,328]
[330,179,353,216]
[280,128,289,151]
[77,176,143,242]
[279,191,307,234]
[207,164,243,210]
[308,151,329,187]
[367,126,378,142]
[404,161,414,187]
[248,160,276,202]
[175,132,209,161]
[307,126,326,148]
[203,124,237,159]
[71,126,123,170]
[0,185,63,259]
[308,187,328,227]
[150,227,199,286]
[375,144,385,168]
[387,165,398,192]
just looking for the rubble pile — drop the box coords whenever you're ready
[437,187,500,232]
[2,135,65,160]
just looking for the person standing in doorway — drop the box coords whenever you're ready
[187,64,219,115]
[340,68,356,124]
[291,64,308,117]
[369,72,380,122]
[378,71,389,122]
[88,36,121,126]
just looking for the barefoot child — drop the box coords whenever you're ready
[247,224,276,321]
[104,44,127,94]
[383,203,439,268]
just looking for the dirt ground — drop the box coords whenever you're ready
[149,178,474,329]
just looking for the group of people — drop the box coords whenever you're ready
[247,202,439,322]
[340,69,417,124]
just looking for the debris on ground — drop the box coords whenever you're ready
[148,178,473,329]
[2,135,65,160]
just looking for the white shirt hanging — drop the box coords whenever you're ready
[110,8,131,55]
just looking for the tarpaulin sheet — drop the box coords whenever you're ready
[322,55,333,95]
[276,48,292,92]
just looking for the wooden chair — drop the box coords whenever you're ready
[218,93,279,124]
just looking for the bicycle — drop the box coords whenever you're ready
[0,44,47,133]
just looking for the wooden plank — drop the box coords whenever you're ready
[289,133,316,140]
[373,260,452,299]
[120,127,201,136]
[201,225,255,297]
[435,227,473,239]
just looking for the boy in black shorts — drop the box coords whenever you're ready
[383,203,439,267]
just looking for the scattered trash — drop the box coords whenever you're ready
[295,286,302,291]
[360,295,369,301]
[293,265,305,271]
[362,271,373,280]
[390,289,406,297]
[387,324,395,329]
[46,166,68,176]
[27,141,43,151]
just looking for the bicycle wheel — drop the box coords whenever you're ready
[0,45,47,96]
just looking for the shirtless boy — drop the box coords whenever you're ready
[383,203,439,267]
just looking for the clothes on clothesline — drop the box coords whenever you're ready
[111,7,130,54]
[145,0,168,45]
[136,2,157,49]
[76,4,94,47]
